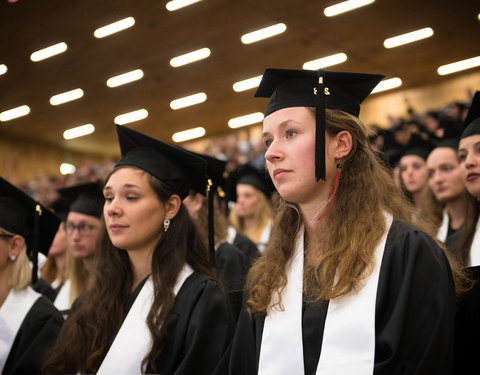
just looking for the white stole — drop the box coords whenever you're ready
[0,287,41,373]
[257,220,273,253]
[436,209,449,243]
[227,226,237,245]
[258,214,392,375]
[97,264,194,375]
[469,217,480,267]
[53,279,71,312]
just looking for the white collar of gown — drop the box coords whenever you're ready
[97,264,194,375]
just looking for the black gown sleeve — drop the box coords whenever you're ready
[2,296,64,375]
[233,233,260,268]
[373,221,456,375]
[153,272,235,375]
[32,278,59,303]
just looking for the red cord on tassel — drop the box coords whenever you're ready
[317,164,341,221]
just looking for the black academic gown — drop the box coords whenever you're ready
[2,296,63,375]
[227,220,456,375]
[216,242,250,319]
[33,278,60,303]
[232,233,260,268]
[123,272,235,375]
[453,266,480,374]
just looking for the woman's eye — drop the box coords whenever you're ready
[264,139,272,148]
[458,153,466,162]
[286,130,296,138]
[104,196,113,202]
[126,196,138,201]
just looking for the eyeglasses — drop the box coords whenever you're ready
[0,233,13,239]
[65,222,98,236]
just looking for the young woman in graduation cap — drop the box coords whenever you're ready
[227,68,460,375]
[454,90,480,374]
[0,176,63,375]
[44,125,234,375]
[227,164,274,253]
[424,138,470,256]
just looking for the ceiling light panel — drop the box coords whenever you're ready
[94,17,135,38]
[170,48,211,67]
[50,88,84,106]
[324,0,375,17]
[63,124,95,140]
[30,42,67,62]
[114,109,148,125]
[107,69,144,87]
[172,126,206,142]
[170,93,207,110]
[437,56,480,76]
[371,77,402,93]
[166,0,202,11]
[241,23,287,44]
[303,53,347,70]
[0,64,7,75]
[233,75,263,92]
[383,27,433,48]
[228,112,264,129]
[0,105,30,121]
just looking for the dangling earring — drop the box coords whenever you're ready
[164,218,170,232]
[279,197,299,215]
[313,163,342,222]
[9,255,16,261]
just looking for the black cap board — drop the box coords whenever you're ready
[58,181,104,219]
[255,68,384,181]
[460,91,480,140]
[0,177,61,283]
[401,134,435,161]
[115,125,207,199]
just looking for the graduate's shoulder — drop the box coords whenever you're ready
[385,219,450,268]
[22,294,64,329]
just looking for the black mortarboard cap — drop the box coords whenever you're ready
[58,181,104,219]
[114,125,207,200]
[226,164,275,203]
[255,68,384,181]
[460,91,480,139]
[432,137,459,151]
[50,196,70,222]
[0,177,61,283]
[402,134,435,161]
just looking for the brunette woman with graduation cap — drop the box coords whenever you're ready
[44,125,234,375]
[227,68,459,375]
[454,91,480,373]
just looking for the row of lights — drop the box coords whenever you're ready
[1,0,480,147]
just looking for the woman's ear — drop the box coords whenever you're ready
[335,130,353,160]
[165,194,182,220]
[8,234,25,259]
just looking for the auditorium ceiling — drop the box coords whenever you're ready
[0,0,479,156]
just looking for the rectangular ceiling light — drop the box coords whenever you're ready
[437,56,480,76]
[170,93,207,110]
[50,88,84,106]
[170,48,210,67]
[107,69,144,87]
[30,42,67,62]
[371,77,402,93]
[0,105,30,121]
[63,124,95,140]
[94,17,135,38]
[172,126,206,142]
[303,53,347,70]
[228,112,264,129]
[233,75,263,92]
[114,109,148,125]
[0,64,7,75]
[324,0,375,17]
[383,27,433,49]
[241,23,287,44]
[166,0,202,11]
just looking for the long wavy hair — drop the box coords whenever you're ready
[457,195,479,266]
[1,227,31,290]
[43,166,215,374]
[229,189,272,244]
[247,108,466,314]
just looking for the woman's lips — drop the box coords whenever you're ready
[273,168,290,179]
[466,173,480,182]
